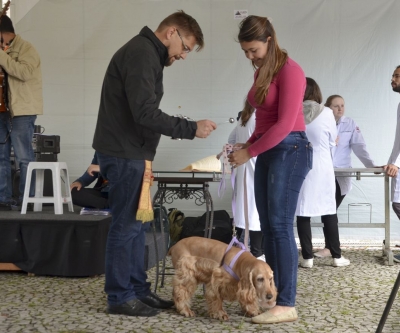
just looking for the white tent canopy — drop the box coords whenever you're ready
[13,0,400,242]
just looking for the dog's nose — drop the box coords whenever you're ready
[266,294,273,300]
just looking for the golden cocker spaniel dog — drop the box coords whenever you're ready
[168,237,277,320]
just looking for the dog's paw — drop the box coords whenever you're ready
[179,309,195,317]
[210,311,229,321]
[246,310,260,317]
[242,305,261,317]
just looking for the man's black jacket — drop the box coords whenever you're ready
[93,26,197,160]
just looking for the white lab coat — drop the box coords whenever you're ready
[295,107,337,216]
[387,103,400,202]
[228,112,260,231]
[332,116,375,195]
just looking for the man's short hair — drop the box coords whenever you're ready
[157,10,204,51]
[0,15,14,34]
[397,65,400,69]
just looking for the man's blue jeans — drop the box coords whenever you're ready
[254,132,312,307]
[0,113,36,202]
[97,152,151,306]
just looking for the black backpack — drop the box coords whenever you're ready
[180,210,233,244]
[168,208,185,246]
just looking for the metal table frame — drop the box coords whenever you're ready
[307,168,392,265]
[151,171,222,291]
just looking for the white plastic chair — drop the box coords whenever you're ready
[21,161,74,214]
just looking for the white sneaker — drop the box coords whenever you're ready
[314,248,331,258]
[299,258,313,268]
[394,253,400,263]
[257,254,266,262]
[332,256,350,267]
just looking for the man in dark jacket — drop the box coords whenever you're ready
[92,10,216,317]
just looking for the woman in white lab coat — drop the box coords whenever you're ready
[296,78,350,268]
[228,101,263,260]
[314,95,376,258]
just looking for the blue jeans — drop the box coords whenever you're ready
[0,113,36,202]
[97,152,151,306]
[254,132,312,307]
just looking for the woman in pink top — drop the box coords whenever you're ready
[228,15,312,324]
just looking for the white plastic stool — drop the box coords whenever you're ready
[21,161,74,215]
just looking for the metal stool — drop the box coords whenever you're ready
[348,203,372,223]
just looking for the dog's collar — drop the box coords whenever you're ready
[221,237,247,281]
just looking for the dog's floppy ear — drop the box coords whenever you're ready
[237,269,257,305]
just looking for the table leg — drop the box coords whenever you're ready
[159,204,168,288]
[384,175,393,265]
[151,188,162,292]
[203,184,214,238]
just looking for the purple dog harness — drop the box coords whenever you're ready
[221,237,248,281]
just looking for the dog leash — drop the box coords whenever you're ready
[221,237,247,281]
[218,144,235,198]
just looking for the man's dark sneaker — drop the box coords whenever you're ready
[138,292,174,309]
[393,253,400,263]
[0,201,12,211]
[0,199,18,211]
[11,201,34,212]
[106,299,160,317]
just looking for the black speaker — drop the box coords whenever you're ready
[34,134,60,154]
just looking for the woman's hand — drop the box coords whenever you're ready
[234,142,251,150]
[228,148,252,168]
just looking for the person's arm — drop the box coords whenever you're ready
[328,112,338,148]
[87,164,100,176]
[73,160,98,188]
[123,48,198,140]
[384,104,400,177]
[247,63,306,157]
[350,121,375,167]
[0,42,40,81]
[387,104,400,168]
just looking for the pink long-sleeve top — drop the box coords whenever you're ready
[247,57,306,157]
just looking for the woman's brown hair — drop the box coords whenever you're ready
[240,99,255,127]
[324,94,343,108]
[238,16,288,105]
[304,77,322,103]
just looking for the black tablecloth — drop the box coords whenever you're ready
[0,208,111,277]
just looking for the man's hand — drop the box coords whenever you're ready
[87,164,100,176]
[228,148,252,168]
[70,181,82,191]
[196,120,217,139]
[383,164,399,177]
[373,166,384,175]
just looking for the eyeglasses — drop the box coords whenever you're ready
[176,29,190,53]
